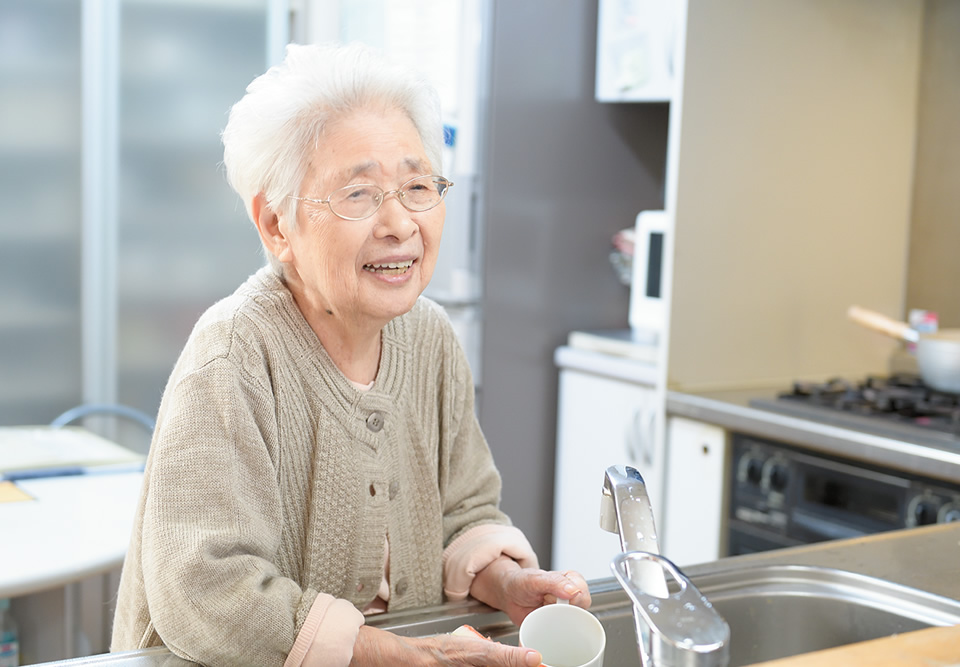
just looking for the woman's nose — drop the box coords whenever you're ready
[373,194,418,239]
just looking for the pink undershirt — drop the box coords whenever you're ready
[281,380,539,667]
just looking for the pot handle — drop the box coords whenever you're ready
[847,305,919,343]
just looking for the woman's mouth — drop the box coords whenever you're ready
[363,260,414,276]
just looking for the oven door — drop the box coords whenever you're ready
[727,523,799,556]
[789,450,910,542]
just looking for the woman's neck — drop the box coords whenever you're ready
[319,327,382,385]
[285,279,384,385]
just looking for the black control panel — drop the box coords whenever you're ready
[728,434,960,555]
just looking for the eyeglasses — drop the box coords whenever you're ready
[288,174,454,221]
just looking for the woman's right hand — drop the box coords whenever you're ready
[348,625,541,667]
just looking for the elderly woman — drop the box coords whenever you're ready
[111,43,589,667]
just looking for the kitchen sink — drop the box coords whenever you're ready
[370,564,960,666]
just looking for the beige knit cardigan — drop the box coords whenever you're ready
[111,267,511,665]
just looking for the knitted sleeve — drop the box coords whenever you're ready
[431,305,516,550]
[441,523,539,600]
[139,355,316,666]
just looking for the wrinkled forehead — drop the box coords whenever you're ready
[333,157,431,183]
[301,106,432,189]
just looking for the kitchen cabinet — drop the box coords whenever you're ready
[555,0,930,574]
[552,347,663,581]
[595,0,680,102]
[663,0,924,391]
[657,0,925,560]
[662,416,727,566]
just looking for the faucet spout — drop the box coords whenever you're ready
[601,465,730,667]
[601,465,668,597]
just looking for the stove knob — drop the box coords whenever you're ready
[913,499,939,526]
[767,463,789,493]
[746,457,764,485]
[939,503,960,524]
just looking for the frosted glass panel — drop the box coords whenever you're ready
[116,0,270,417]
[0,0,83,425]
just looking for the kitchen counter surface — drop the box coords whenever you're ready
[666,386,960,484]
[35,522,960,666]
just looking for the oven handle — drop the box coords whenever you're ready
[792,509,867,541]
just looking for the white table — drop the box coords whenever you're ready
[0,472,144,598]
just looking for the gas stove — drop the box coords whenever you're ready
[749,374,960,449]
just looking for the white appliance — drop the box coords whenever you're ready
[566,210,669,363]
[297,0,490,386]
[628,210,670,338]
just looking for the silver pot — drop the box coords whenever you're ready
[848,306,960,394]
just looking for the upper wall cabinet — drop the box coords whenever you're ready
[595,0,681,102]
[593,0,925,395]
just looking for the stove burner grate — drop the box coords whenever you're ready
[783,374,960,436]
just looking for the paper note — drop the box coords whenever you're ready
[0,426,143,474]
[0,480,34,503]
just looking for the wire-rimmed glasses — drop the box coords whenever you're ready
[288,174,454,221]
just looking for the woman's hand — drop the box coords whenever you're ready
[469,556,592,626]
[348,625,542,666]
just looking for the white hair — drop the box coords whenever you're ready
[221,42,444,273]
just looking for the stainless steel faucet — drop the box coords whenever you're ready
[601,465,730,667]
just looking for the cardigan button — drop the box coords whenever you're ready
[366,412,384,432]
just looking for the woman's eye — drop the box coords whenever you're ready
[344,186,374,200]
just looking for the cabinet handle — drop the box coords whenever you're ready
[626,409,643,462]
[643,408,656,466]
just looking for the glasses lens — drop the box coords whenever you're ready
[329,184,382,220]
[401,176,449,211]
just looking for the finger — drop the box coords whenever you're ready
[531,570,588,605]
[514,569,569,606]
[560,569,592,608]
[440,635,542,667]
[486,644,542,667]
[532,570,590,607]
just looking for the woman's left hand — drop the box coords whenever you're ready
[469,556,591,626]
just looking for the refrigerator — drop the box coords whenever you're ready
[297,0,492,386]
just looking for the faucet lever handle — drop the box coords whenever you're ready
[612,551,730,667]
[599,485,618,533]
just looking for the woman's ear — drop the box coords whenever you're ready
[252,194,292,263]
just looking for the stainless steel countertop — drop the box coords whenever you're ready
[35,523,960,666]
[667,387,960,484]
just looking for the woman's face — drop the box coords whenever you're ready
[277,106,445,331]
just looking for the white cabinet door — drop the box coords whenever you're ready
[552,368,662,580]
[663,416,727,566]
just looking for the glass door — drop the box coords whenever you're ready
[115,0,278,437]
[0,0,84,426]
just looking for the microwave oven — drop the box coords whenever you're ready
[629,210,669,341]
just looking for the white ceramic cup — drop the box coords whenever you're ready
[519,602,606,667]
